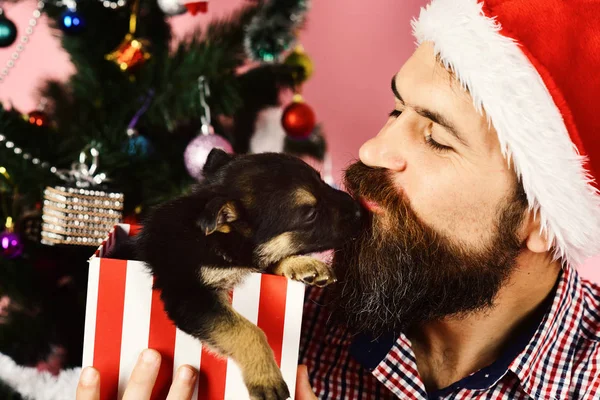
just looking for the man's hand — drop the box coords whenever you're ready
[296,364,318,400]
[76,349,197,400]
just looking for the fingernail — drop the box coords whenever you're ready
[141,349,159,365]
[80,367,98,385]
[177,366,195,382]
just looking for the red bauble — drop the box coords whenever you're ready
[281,101,316,139]
[27,110,50,127]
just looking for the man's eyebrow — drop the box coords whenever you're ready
[391,74,403,102]
[391,73,467,146]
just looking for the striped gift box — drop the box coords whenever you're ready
[83,224,305,400]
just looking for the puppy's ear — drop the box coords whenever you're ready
[197,197,239,235]
[203,148,233,176]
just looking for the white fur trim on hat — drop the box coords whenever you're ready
[411,0,600,266]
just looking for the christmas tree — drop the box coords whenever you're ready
[0,0,325,397]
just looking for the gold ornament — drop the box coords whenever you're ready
[106,34,151,72]
[105,0,151,72]
[284,45,314,84]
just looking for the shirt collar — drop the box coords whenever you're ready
[508,265,585,400]
[349,266,584,399]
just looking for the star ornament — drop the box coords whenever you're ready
[105,34,151,72]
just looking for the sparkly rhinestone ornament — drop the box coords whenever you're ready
[41,146,123,246]
[41,187,123,246]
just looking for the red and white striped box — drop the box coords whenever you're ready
[83,224,305,400]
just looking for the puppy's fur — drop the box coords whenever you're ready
[136,149,361,400]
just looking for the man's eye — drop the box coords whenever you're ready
[388,109,402,118]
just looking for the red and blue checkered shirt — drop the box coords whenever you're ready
[299,265,600,399]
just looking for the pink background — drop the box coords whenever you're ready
[1,0,598,281]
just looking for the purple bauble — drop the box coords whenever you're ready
[0,230,24,259]
[184,133,233,180]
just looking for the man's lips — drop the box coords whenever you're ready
[359,197,384,214]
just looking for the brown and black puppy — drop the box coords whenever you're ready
[136,148,362,400]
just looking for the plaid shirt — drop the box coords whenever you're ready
[299,265,600,399]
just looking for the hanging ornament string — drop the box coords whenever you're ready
[184,76,233,180]
[125,89,155,157]
[0,1,45,85]
[198,76,211,134]
[127,89,154,134]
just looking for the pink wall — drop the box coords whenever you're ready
[1,0,598,282]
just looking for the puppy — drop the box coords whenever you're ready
[136,149,362,400]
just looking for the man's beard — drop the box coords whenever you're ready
[329,162,528,336]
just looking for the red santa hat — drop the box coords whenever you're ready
[411,0,600,266]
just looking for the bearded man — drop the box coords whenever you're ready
[297,0,600,398]
[76,0,600,399]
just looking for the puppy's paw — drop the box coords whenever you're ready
[273,256,337,287]
[247,378,290,400]
[245,365,290,400]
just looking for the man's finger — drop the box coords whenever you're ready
[122,349,161,400]
[76,367,100,400]
[295,364,318,400]
[166,365,197,400]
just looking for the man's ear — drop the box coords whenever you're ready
[203,148,233,176]
[524,210,550,253]
[197,197,239,235]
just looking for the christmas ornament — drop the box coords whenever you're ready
[59,8,85,34]
[106,34,150,72]
[185,133,232,180]
[0,217,23,259]
[0,1,45,84]
[281,95,316,139]
[184,77,233,180]
[124,128,153,158]
[0,230,23,259]
[123,90,154,158]
[284,45,314,84]
[182,0,208,15]
[27,110,50,127]
[41,186,123,246]
[244,0,309,62]
[157,0,186,16]
[41,147,124,246]
[106,0,150,72]
[0,9,17,48]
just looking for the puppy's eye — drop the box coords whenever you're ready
[304,207,317,223]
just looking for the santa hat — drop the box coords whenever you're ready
[411,0,600,266]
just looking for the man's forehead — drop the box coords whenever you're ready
[396,42,471,108]
[394,42,497,149]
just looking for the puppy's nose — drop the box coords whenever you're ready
[335,189,363,222]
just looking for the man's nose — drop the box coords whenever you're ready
[359,135,407,172]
